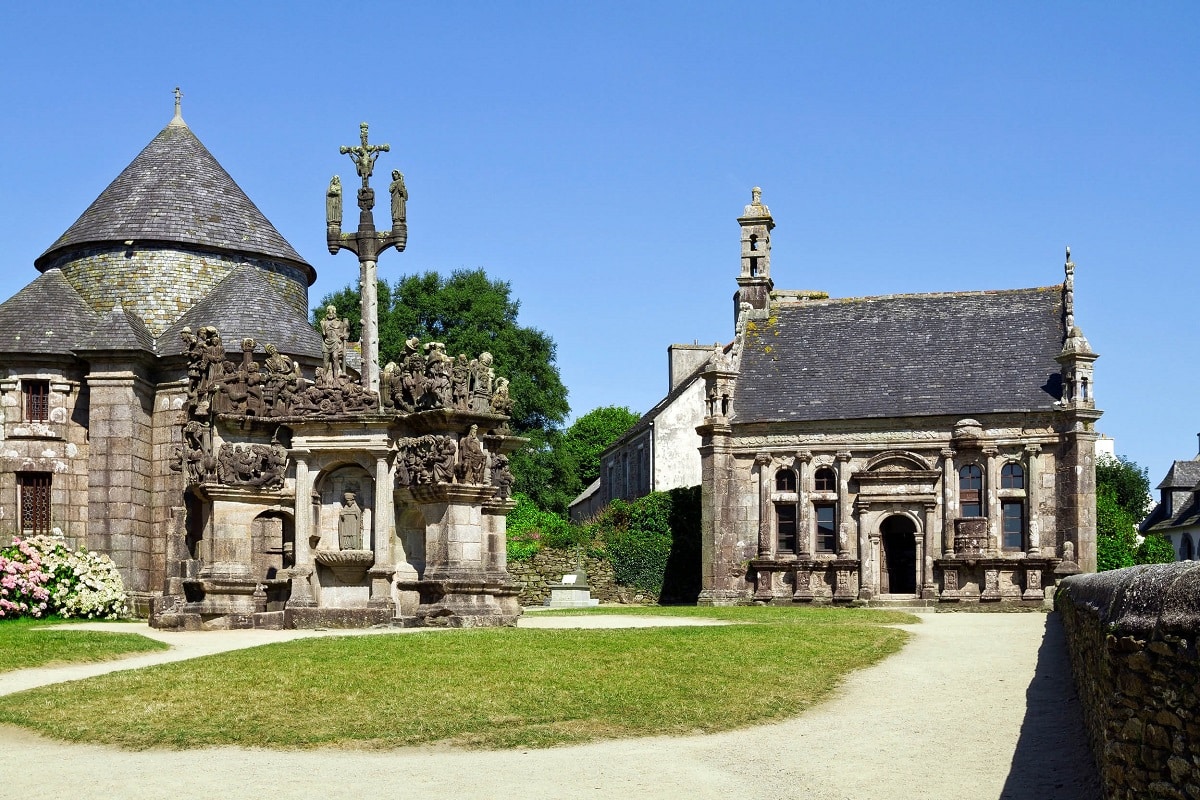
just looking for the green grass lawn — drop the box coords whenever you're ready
[0,618,168,673]
[0,606,913,750]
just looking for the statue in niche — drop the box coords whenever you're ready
[326,175,342,228]
[469,352,494,412]
[389,170,407,226]
[491,454,514,500]
[339,491,363,550]
[320,305,349,384]
[491,377,512,417]
[457,424,487,484]
[452,354,470,410]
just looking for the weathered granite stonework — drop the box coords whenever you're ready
[508,550,620,605]
[1057,563,1200,800]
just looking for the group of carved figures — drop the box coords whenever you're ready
[381,337,512,416]
[171,421,288,490]
[394,425,514,498]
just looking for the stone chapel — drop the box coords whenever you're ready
[600,188,1101,605]
[0,99,523,628]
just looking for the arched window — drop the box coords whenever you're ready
[814,467,836,492]
[1001,463,1024,490]
[1182,534,1195,561]
[775,468,796,492]
[959,465,983,518]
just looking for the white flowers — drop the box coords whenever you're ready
[0,535,127,619]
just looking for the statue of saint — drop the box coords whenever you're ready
[459,424,487,484]
[339,491,363,550]
[326,175,342,227]
[389,170,407,226]
[320,305,349,384]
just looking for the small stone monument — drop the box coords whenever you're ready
[544,550,600,608]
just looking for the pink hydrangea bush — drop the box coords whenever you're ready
[0,536,127,619]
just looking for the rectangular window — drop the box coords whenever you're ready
[815,504,836,553]
[1002,501,1023,550]
[23,380,49,423]
[18,472,51,535]
[776,504,797,555]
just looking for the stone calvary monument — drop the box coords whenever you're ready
[155,122,525,630]
[0,91,524,630]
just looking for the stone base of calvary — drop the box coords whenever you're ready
[152,124,524,630]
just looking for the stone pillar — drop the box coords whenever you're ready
[368,454,395,610]
[857,498,873,600]
[360,258,380,396]
[797,451,812,557]
[1059,426,1100,573]
[1025,444,1042,556]
[293,452,313,566]
[836,451,852,558]
[941,448,956,557]
[922,501,938,599]
[984,447,1000,555]
[697,417,746,605]
[756,452,772,557]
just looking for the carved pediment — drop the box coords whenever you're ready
[864,450,931,472]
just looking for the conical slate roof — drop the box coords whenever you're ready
[159,265,323,360]
[0,268,98,355]
[75,302,157,355]
[35,115,314,283]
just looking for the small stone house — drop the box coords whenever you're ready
[1140,454,1200,561]
[688,189,1101,604]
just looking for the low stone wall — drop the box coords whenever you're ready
[508,549,640,606]
[1056,563,1200,799]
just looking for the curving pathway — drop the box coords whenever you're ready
[0,612,1098,800]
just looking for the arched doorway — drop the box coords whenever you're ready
[880,515,917,595]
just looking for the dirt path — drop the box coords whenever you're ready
[0,612,1098,800]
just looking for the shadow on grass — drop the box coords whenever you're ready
[999,611,1100,799]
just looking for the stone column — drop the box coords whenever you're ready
[984,447,1000,555]
[857,498,873,600]
[368,454,395,610]
[292,452,313,566]
[922,501,938,599]
[360,258,380,396]
[941,448,956,557]
[756,452,772,557]
[1025,444,1042,556]
[796,450,812,556]
[836,451,852,557]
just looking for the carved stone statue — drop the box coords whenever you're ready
[389,169,407,226]
[491,376,512,416]
[326,175,342,227]
[263,343,300,416]
[320,305,349,383]
[491,454,514,500]
[339,491,363,550]
[425,342,453,409]
[458,424,487,484]
[452,353,470,410]
[469,352,494,412]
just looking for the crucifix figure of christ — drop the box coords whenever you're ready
[339,122,390,189]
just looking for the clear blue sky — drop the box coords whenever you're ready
[1,2,1196,480]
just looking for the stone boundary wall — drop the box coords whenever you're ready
[1056,563,1200,799]
[509,549,650,606]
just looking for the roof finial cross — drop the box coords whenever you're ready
[339,122,390,189]
[171,87,184,124]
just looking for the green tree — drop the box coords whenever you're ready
[317,269,572,509]
[561,405,640,488]
[1135,533,1176,565]
[1095,454,1151,571]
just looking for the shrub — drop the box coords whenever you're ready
[604,526,672,596]
[1135,533,1176,565]
[506,494,591,561]
[0,536,127,620]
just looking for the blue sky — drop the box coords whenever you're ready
[0,2,1196,480]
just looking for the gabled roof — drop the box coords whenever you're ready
[735,286,1067,424]
[0,268,98,356]
[35,117,314,283]
[75,303,156,355]
[1156,459,1200,491]
[159,265,323,360]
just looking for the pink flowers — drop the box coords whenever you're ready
[0,536,127,620]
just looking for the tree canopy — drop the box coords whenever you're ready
[1095,454,1161,570]
[561,406,640,489]
[317,269,572,509]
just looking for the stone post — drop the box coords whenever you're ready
[360,259,380,396]
[756,452,772,557]
[941,448,956,557]
[984,446,1000,555]
[922,501,938,599]
[857,498,873,600]
[1025,444,1041,556]
[796,450,812,556]
[292,452,313,565]
[836,450,852,557]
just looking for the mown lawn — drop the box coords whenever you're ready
[0,606,913,750]
[0,618,168,673]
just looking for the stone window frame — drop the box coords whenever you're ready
[814,502,837,553]
[958,463,984,518]
[813,466,836,493]
[1000,499,1024,551]
[775,502,797,555]
[809,457,839,556]
[18,471,52,535]
[775,466,797,492]
[1001,462,1025,490]
[22,379,50,423]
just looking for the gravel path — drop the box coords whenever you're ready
[0,612,1098,800]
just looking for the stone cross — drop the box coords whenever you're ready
[339,122,390,188]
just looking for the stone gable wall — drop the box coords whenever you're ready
[1056,563,1200,799]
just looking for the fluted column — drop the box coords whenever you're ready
[1025,444,1041,555]
[293,453,313,565]
[796,450,812,556]
[984,447,1000,555]
[836,450,852,556]
[373,455,392,563]
[941,448,956,557]
[756,453,772,557]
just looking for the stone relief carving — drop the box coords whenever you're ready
[490,454,514,500]
[394,435,458,487]
[380,341,509,417]
[215,440,288,489]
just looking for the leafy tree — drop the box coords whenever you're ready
[1095,454,1151,571]
[317,269,571,508]
[561,406,640,489]
[1135,533,1176,565]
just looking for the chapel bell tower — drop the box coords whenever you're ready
[735,186,774,326]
